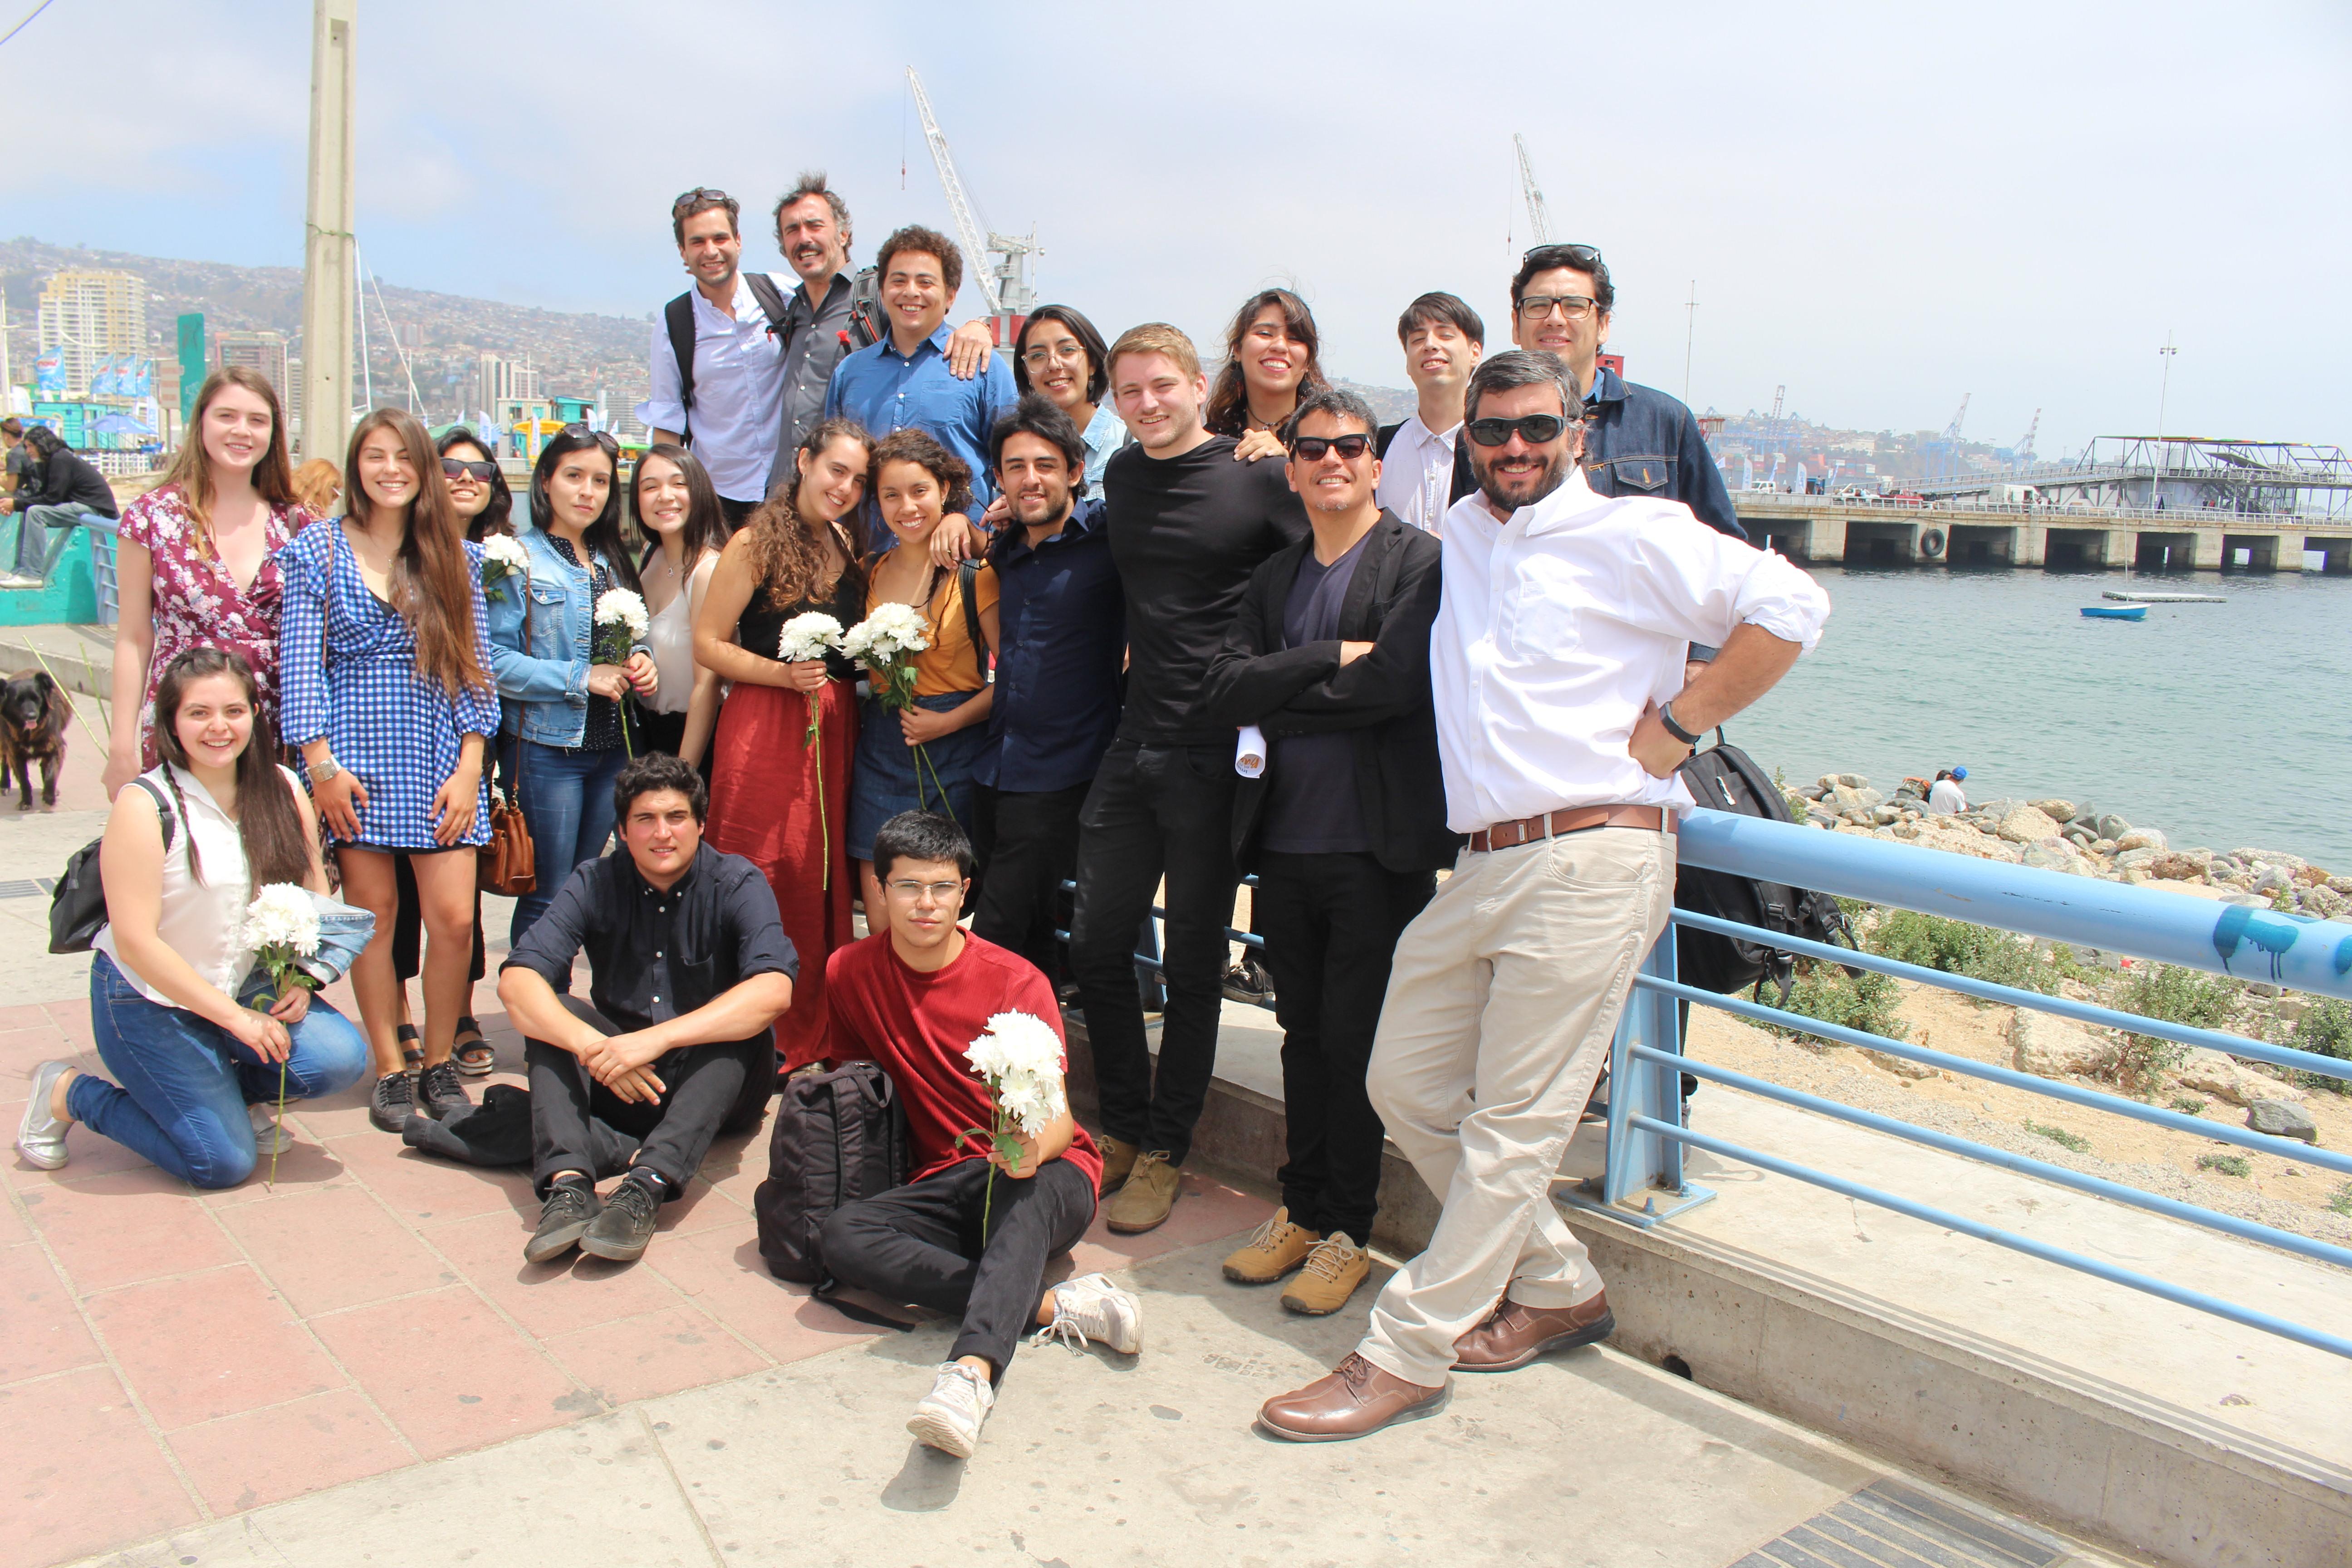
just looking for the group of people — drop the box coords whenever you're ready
[1,415,123,583]
[15,168,1831,1457]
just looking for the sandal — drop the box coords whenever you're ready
[452,1016,495,1078]
[397,1024,423,1076]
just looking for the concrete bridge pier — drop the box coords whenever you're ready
[1762,514,1844,564]
[2222,532,2283,570]
[2307,534,2352,573]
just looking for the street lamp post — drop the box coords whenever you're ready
[2153,330,2176,510]
[299,0,356,466]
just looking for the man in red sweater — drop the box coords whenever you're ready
[821,811,1144,1458]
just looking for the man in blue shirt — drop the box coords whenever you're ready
[823,225,1019,549]
[970,395,1125,983]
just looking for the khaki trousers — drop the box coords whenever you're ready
[1357,825,1672,1387]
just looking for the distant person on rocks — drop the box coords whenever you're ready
[497,754,796,1266]
[820,810,1140,1460]
[1256,350,1828,1443]
[1928,767,1968,815]
[1508,243,1743,539]
[1374,292,1484,534]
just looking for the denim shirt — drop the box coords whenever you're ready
[823,322,1019,549]
[1582,366,1745,540]
[484,527,647,748]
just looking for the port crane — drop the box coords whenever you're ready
[906,66,1037,342]
[2012,408,2040,470]
[1514,133,1552,246]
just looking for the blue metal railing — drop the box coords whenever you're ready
[1055,876,1273,1004]
[1588,808,2352,1361]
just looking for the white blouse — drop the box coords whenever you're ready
[642,549,717,715]
[93,764,299,1004]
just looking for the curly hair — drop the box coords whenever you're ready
[867,427,975,522]
[741,418,872,610]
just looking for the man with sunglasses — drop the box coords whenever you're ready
[1258,350,1828,1443]
[1201,387,1454,1317]
[1510,243,1742,539]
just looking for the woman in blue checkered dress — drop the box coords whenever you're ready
[276,409,501,1136]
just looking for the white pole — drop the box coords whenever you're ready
[2154,330,2176,510]
[1681,280,1697,408]
[299,0,356,464]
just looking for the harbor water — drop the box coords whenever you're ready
[1730,564,2352,870]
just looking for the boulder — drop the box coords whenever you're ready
[1829,784,1885,813]
[1870,804,1903,825]
[2115,827,2169,853]
[2234,848,2308,873]
[2148,851,2213,881]
[2249,865,2295,897]
[2113,847,2164,872]
[1798,784,1827,801]
[1834,773,1869,789]
[2301,885,2350,920]
[2008,1012,2106,1077]
[2029,798,2078,821]
[2293,863,2330,887]
[2095,813,2132,841]
[2023,838,2092,875]
[2329,876,2352,897]
[1995,804,2066,844]
[2246,1099,2319,1144]
[1864,1048,1938,1080]
[2176,1049,2305,1107]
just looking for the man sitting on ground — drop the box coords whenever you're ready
[821,810,1142,1459]
[499,753,797,1265]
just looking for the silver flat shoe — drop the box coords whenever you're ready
[16,1060,73,1170]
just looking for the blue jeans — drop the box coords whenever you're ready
[72,951,371,1189]
[511,738,627,945]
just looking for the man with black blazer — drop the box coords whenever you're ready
[1201,386,1457,1317]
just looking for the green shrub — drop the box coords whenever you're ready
[2168,1095,2208,1115]
[2197,1153,2251,1179]
[2025,1121,2091,1153]
[2107,964,2244,1084]
[1764,961,1908,1046]
[2330,1183,2352,1218]
[1866,908,2079,1000]
[2290,1000,2352,1097]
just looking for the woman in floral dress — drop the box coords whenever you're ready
[102,368,315,799]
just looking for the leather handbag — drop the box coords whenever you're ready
[476,784,535,897]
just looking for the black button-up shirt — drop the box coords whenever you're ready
[975,498,1127,794]
[501,843,797,1036]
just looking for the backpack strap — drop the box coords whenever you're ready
[1376,421,1401,460]
[130,774,175,853]
[843,268,884,353]
[958,558,988,667]
[741,271,793,337]
[663,293,697,442]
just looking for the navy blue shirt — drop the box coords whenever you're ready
[975,499,1125,793]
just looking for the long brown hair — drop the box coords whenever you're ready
[343,408,491,696]
[151,647,312,889]
[742,418,871,610]
[1203,288,1327,437]
[157,367,300,555]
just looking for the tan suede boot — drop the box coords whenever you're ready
[1221,1207,1319,1283]
[1102,1150,1180,1234]
[1280,1234,1370,1315]
[1096,1134,1139,1195]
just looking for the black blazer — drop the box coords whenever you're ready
[1200,510,1459,874]
[1376,420,1478,510]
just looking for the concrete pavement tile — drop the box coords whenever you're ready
[163,1387,411,1515]
[71,1410,714,1568]
[18,1167,237,1292]
[306,1284,598,1460]
[216,1184,458,1316]
[195,1138,357,1208]
[427,1207,692,1339]
[0,1003,55,1029]
[87,1264,343,1430]
[544,1304,767,1406]
[282,1081,387,1140]
[326,1128,537,1227]
[642,1225,882,1364]
[1061,1167,1274,1276]
[7,1118,157,1187]
[0,1190,28,1243]
[0,1023,74,1074]
[0,1239,103,1383]
[0,1364,200,1568]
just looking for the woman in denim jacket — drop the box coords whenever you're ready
[484,427,655,944]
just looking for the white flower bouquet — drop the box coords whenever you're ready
[956,1011,1068,1240]
[478,533,530,600]
[776,611,847,888]
[242,883,321,1186]
[843,602,953,819]
[593,587,652,755]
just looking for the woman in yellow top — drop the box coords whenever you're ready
[849,428,1000,927]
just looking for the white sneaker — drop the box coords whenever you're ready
[16,1061,72,1171]
[906,1361,995,1458]
[1032,1272,1144,1356]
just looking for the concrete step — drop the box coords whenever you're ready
[0,621,115,698]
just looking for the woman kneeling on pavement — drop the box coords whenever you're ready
[16,648,368,1186]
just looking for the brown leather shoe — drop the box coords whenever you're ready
[1451,1291,1614,1372]
[1257,1353,1447,1442]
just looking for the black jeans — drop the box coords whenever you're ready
[971,781,1090,985]
[1068,740,1240,1164]
[1256,850,1435,1242]
[524,998,771,1199]
[820,1156,1095,1382]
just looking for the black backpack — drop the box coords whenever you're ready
[664,269,882,442]
[1674,734,1856,1002]
[753,1059,908,1285]
[49,777,175,954]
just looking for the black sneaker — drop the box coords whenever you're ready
[1222,957,1275,1006]
[524,1179,603,1265]
[580,1171,663,1262]
[368,1070,416,1133]
[416,1059,472,1121]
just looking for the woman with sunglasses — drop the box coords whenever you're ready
[1205,288,1328,465]
[630,443,728,764]
[484,426,656,946]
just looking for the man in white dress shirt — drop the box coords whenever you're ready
[1373,293,1483,535]
[1258,350,1830,1442]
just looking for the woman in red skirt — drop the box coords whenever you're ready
[694,417,875,1070]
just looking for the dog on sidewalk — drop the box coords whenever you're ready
[1,669,69,809]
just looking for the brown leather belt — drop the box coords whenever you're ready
[1467,803,1674,853]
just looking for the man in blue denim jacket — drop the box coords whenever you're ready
[1508,243,1743,541]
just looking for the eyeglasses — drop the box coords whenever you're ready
[1021,342,1088,368]
[1516,294,1597,323]
[441,457,497,483]
[886,879,965,903]
[1465,415,1570,447]
[1289,434,1375,462]
[672,186,732,216]
[1522,242,1604,269]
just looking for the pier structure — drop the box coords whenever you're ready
[1743,496,2352,573]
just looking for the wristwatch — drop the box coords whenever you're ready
[1658,701,1703,746]
[306,758,343,786]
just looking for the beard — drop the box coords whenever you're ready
[1470,445,1572,512]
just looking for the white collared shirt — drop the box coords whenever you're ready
[635,273,790,503]
[1431,468,1830,833]
[1376,414,1460,534]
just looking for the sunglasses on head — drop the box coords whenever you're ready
[672,185,730,215]
[1289,433,1375,462]
[1521,242,1603,269]
[1465,414,1570,447]
[441,457,497,483]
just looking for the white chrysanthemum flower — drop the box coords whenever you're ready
[480,534,530,574]
[846,602,931,664]
[980,1012,1064,1076]
[594,587,650,642]
[778,611,845,663]
[243,883,322,956]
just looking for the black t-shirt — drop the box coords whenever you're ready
[1102,436,1308,746]
[1262,533,1372,855]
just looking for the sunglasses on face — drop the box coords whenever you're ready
[1466,415,1570,447]
[441,458,497,483]
[1289,434,1376,462]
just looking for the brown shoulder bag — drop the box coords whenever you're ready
[477,563,537,897]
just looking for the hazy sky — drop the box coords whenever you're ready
[5,0,2345,460]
